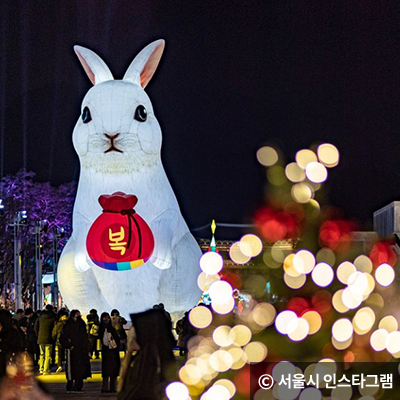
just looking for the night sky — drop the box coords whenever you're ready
[1,1,400,233]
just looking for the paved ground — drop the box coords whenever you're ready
[36,351,185,400]
[37,359,115,400]
[43,380,118,400]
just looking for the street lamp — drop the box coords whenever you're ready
[52,227,65,309]
[35,219,48,311]
[13,211,28,311]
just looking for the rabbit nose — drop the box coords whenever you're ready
[105,133,120,140]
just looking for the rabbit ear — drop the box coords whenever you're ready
[74,45,114,85]
[123,39,165,88]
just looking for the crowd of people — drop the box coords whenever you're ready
[0,302,199,398]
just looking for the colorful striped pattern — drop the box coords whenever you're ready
[93,257,149,271]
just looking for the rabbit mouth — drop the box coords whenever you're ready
[104,144,123,154]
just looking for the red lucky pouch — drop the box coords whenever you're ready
[86,192,154,271]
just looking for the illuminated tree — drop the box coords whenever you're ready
[0,169,75,307]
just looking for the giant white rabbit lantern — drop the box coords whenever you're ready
[58,40,202,316]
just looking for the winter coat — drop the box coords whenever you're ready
[0,326,24,378]
[61,317,91,380]
[52,316,68,346]
[111,315,127,341]
[34,310,57,345]
[86,313,100,340]
[26,315,38,349]
[118,309,176,400]
[175,319,185,348]
[99,323,120,378]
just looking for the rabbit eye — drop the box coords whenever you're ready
[82,107,92,123]
[134,105,147,122]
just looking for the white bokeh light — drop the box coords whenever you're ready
[375,263,395,287]
[208,280,233,305]
[305,161,328,183]
[275,310,298,335]
[166,382,190,400]
[311,262,334,287]
[199,252,224,275]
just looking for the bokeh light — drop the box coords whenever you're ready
[189,306,213,329]
[252,303,277,328]
[285,162,306,182]
[332,318,353,342]
[331,386,352,400]
[370,329,388,351]
[212,296,235,315]
[201,384,231,400]
[213,326,233,347]
[311,262,334,287]
[208,281,233,305]
[291,183,313,203]
[332,290,350,313]
[275,310,298,334]
[375,263,395,287]
[379,316,398,332]
[284,254,302,277]
[386,331,400,354]
[179,363,202,386]
[317,143,339,167]
[197,272,220,291]
[239,234,263,257]
[354,255,373,273]
[284,272,307,289]
[229,347,247,370]
[213,380,236,399]
[209,350,234,372]
[287,317,310,341]
[353,307,375,334]
[166,381,190,400]
[299,387,322,400]
[229,325,252,346]
[296,149,318,169]
[199,251,224,275]
[229,242,252,264]
[337,261,356,284]
[302,311,322,335]
[293,250,316,274]
[257,146,279,167]
[316,248,336,266]
[332,336,352,350]
[244,342,268,363]
[342,286,363,310]
[267,165,286,186]
[305,161,328,183]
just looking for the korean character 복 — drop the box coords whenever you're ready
[337,374,351,387]
[292,374,305,389]
[379,374,393,389]
[323,373,337,389]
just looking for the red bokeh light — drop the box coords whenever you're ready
[235,365,251,397]
[254,206,302,242]
[319,219,357,251]
[311,290,332,315]
[287,297,311,316]
[220,272,242,289]
[369,241,397,267]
